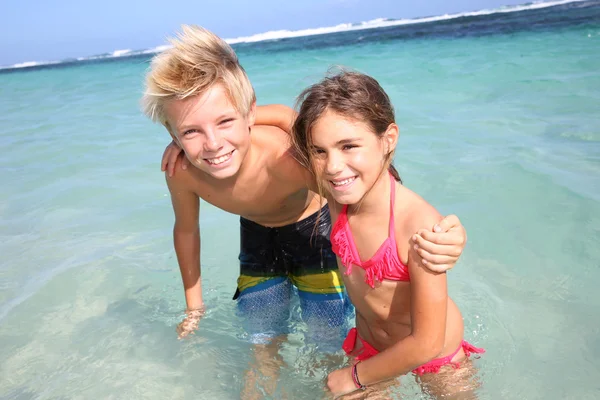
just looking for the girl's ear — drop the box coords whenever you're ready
[384,123,399,154]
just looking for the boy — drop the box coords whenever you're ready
[142,25,467,345]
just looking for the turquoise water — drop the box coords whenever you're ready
[1,3,600,399]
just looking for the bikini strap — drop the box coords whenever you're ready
[340,204,349,218]
[388,173,396,238]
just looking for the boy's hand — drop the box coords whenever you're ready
[410,214,467,273]
[176,307,205,339]
[161,140,189,177]
[326,367,359,398]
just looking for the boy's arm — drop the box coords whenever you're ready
[412,214,467,273]
[327,209,447,396]
[166,173,204,317]
[254,104,296,134]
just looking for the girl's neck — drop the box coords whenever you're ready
[348,170,391,217]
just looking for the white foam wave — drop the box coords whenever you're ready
[1,60,62,70]
[2,49,141,70]
[140,44,173,55]
[112,48,133,57]
[77,49,135,61]
[224,0,586,44]
[11,61,40,68]
[0,0,587,71]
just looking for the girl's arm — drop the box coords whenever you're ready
[356,243,448,381]
[327,207,448,396]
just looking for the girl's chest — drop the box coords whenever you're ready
[341,266,412,323]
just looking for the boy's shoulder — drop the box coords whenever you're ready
[250,124,310,185]
[165,162,200,195]
[165,164,232,209]
[250,124,297,169]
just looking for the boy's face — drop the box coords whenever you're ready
[164,84,255,180]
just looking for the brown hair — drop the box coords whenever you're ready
[292,70,401,192]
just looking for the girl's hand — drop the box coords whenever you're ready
[161,140,189,177]
[411,214,467,273]
[255,104,296,134]
[326,367,359,398]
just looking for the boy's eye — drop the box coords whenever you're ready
[183,129,199,136]
[219,118,234,125]
[342,144,357,150]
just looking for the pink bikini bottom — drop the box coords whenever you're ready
[342,327,485,375]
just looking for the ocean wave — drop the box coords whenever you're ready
[0,0,587,71]
[223,0,586,43]
[7,60,63,69]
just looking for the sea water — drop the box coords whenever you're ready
[1,1,599,399]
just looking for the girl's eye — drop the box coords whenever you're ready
[313,149,326,155]
[342,144,356,151]
[219,118,234,125]
[183,129,199,136]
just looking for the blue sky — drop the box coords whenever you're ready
[2,0,531,65]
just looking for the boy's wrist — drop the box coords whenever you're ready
[186,307,205,319]
[184,282,204,311]
[185,297,204,311]
[186,303,205,312]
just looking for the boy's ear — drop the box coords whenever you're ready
[384,123,399,154]
[247,101,257,127]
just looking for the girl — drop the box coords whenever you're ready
[291,71,484,398]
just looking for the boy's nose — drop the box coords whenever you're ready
[204,132,222,152]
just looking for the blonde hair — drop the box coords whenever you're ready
[142,25,256,127]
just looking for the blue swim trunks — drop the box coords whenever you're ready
[235,205,352,349]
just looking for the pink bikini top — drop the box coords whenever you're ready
[331,173,410,288]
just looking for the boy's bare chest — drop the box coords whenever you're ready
[191,169,312,226]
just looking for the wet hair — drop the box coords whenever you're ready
[292,70,401,197]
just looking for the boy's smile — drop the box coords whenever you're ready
[204,150,235,166]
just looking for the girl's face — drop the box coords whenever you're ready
[309,110,397,205]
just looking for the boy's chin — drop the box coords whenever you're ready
[199,163,241,179]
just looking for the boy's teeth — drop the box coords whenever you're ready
[207,152,232,165]
[332,177,355,186]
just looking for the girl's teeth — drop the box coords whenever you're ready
[332,177,355,186]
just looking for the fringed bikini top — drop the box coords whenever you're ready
[331,173,410,288]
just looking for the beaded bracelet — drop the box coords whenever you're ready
[351,362,366,390]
